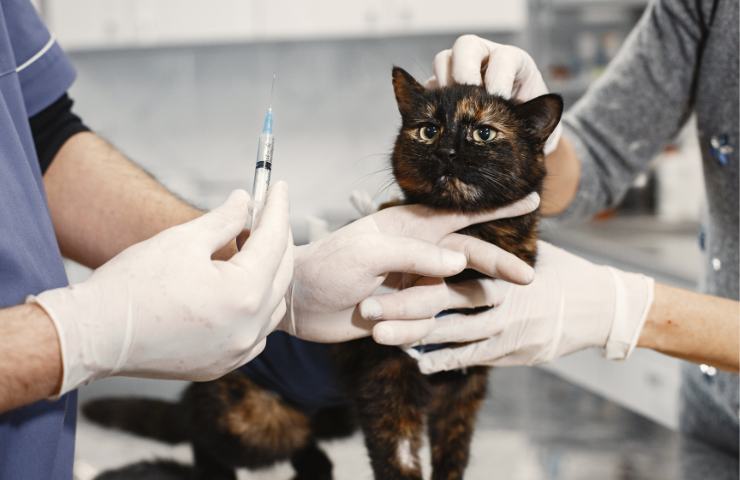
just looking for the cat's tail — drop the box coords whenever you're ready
[93,460,194,480]
[82,397,188,444]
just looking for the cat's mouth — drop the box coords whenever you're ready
[434,175,481,204]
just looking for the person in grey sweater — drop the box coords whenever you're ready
[383,0,739,456]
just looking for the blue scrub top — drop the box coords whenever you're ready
[0,1,77,478]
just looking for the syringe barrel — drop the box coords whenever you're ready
[250,133,274,229]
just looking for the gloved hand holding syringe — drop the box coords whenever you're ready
[250,74,276,230]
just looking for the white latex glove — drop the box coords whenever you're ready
[415,241,654,374]
[428,34,562,155]
[30,184,293,395]
[279,193,541,344]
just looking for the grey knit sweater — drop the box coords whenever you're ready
[555,0,738,454]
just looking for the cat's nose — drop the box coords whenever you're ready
[438,148,457,161]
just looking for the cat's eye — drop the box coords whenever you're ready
[472,126,497,143]
[418,125,439,142]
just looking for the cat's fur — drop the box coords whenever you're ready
[83,67,562,480]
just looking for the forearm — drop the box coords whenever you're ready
[639,283,739,372]
[0,304,62,413]
[43,132,238,268]
[541,136,580,216]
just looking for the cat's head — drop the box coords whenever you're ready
[391,67,562,211]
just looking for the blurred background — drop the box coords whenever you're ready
[31,0,712,477]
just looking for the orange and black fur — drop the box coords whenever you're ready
[84,67,562,480]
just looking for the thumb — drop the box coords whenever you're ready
[186,189,251,253]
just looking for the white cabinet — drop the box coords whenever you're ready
[46,0,255,49]
[251,0,526,40]
[44,0,526,51]
[543,350,682,430]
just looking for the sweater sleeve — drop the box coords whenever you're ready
[553,0,714,223]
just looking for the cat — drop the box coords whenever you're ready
[83,66,562,480]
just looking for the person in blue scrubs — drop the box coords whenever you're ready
[0,2,542,478]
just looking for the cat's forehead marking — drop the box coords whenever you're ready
[454,96,479,121]
[477,103,517,136]
[451,96,516,135]
[423,102,436,118]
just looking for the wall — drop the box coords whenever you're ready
[66,33,522,245]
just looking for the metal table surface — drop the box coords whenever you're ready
[480,367,738,480]
[76,366,738,479]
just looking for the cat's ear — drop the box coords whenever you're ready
[392,67,425,117]
[514,94,563,146]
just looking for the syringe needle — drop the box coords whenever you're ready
[251,74,277,230]
[269,73,276,108]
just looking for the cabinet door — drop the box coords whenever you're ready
[252,0,526,40]
[47,0,255,49]
[389,0,526,34]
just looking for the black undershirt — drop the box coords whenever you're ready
[29,93,90,174]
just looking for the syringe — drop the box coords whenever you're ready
[250,75,276,230]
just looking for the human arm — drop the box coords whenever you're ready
[429,0,709,218]
[640,283,739,372]
[43,131,240,267]
[400,242,738,374]
[7,186,291,403]
[0,304,62,412]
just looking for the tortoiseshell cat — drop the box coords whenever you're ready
[83,67,562,480]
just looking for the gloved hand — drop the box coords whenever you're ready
[428,34,562,155]
[414,241,654,374]
[30,184,293,395]
[278,193,540,344]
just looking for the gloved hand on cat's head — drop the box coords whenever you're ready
[277,192,540,343]
[428,34,562,155]
[406,241,654,374]
[30,184,293,396]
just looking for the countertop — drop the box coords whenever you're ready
[75,367,738,480]
[541,215,703,288]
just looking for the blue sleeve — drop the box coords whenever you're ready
[4,0,76,116]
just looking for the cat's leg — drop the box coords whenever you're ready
[427,367,489,480]
[290,442,333,480]
[336,340,427,480]
[185,373,314,475]
[192,444,237,480]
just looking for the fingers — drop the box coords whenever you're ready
[459,192,541,229]
[543,122,563,156]
[375,192,539,242]
[417,341,488,374]
[372,318,436,346]
[433,36,544,102]
[238,338,267,368]
[367,235,466,278]
[187,189,250,253]
[268,298,288,332]
[360,277,504,322]
[416,308,507,345]
[482,44,528,98]
[432,49,453,87]
[424,75,439,90]
[439,234,534,284]
[450,34,491,86]
[360,277,448,321]
[349,190,378,216]
[417,192,540,236]
[231,182,290,279]
[267,239,295,309]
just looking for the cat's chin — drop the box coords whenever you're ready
[433,176,484,209]
[403,177,486,212]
